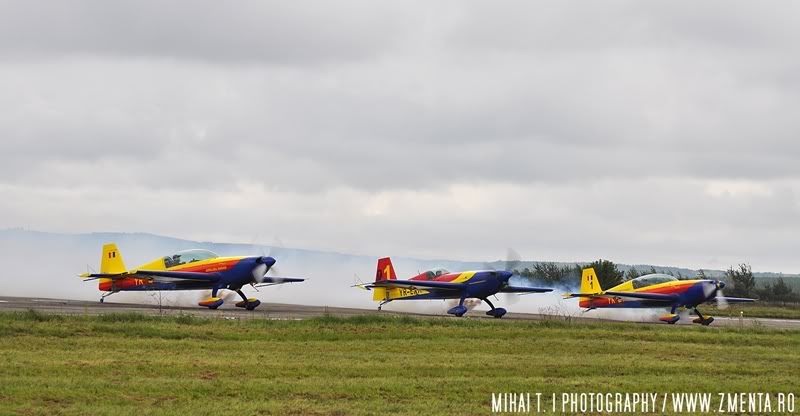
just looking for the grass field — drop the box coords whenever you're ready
[706,302,800,320]
[1,311,799,415]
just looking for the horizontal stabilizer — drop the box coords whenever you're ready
[352,283,371,291]
[79,273,122,281]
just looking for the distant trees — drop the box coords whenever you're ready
[625,267,641,281]
[757,277,800,305]
[516,262,581,285]
[725,263,756,298]
[587,259,625,290]
[516,259,623,289]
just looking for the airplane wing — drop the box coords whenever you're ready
[369,279,466,291]
[563,291,677,302]
[81,270,221,283]
[500,286,553,293]
[129,270,221,283]
[712,296,756,304]
[254,277,306,287]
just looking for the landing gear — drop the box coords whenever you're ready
[378,299,392,311]
[447,295,468,317]
[198,287,224,309]
[692,308,715,326]
[100,291,117,303]
[482,298,507,319]
[659,305,680,324]
[234,289,261,311]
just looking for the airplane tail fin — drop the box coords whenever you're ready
[373,257,396,302]
[581,267,602,294]
[561,268,602,308]
[100,243,127,274]
[375,257,396,282]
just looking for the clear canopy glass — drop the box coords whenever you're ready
[424,268,450,279]
[630,273,678,289]
[164,249,219,268]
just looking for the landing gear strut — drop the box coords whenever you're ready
[659,305,680,324]
[692,307,715,326]
[198,287,224,309]
[482,298,507,319]
[234,289,261,311]
[378,299,392,311]
[447,295,468,317]
[100,291,117,303]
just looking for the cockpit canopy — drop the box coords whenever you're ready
[164,249,219,268]
[423,268,450,280]
[630,273,678,289]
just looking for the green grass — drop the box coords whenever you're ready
[0,311,799,415]
[706,302,800,320]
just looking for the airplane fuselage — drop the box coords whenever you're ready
[580,279,718,309]
[99,256,265,293]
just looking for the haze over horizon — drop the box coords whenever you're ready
[2,2,800,273]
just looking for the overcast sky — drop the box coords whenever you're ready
[2,1,800,272]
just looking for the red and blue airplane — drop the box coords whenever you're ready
[563,268,755,325]
[80,244,305,310]
[356,257,553,318]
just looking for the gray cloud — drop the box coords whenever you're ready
[0,1,413,64]
[1,1,800,272]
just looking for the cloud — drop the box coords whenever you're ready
[1,1,800,272]
[0,1,414,64]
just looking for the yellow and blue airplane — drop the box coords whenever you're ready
[80,244,305,310]
[563,268,755,325]
[357,257,553,318]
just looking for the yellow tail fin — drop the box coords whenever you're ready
[581,267,602,294]
[100,243,127,274]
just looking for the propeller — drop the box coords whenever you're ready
[499,248,522,305]
[717,291,729,310]
[249,236,291,286]
[716,281,729,310]
[702,280,729,309]
[505,248,521,275]
[251,256,281,285]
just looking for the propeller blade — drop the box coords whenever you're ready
[251,263,268,283]
[717,290,729,310]
[506,248,521,274]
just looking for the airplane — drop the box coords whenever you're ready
[80,243,305,310]
[355,257,553,318]
[563,268,756,325]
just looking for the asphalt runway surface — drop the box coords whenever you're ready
[1,296,799,329]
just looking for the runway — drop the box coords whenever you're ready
[1,296,799,329]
